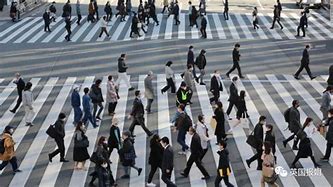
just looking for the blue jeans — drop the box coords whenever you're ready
[177,130,189,151]
[83,110,96,127]
[0,156,18,171]
[73,106,82,124]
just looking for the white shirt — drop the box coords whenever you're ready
[22,90,34,107]
[100,19,107,28]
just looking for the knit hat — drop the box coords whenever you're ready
[181,81,186,87]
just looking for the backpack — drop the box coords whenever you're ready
[283,108,291,123]
[0,138,5,154]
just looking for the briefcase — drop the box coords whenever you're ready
[246,131,258,149]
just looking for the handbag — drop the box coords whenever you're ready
[137,22,142,28]
[46,124,57,139]
[74,134,89,148]
[210,117,217,129]
[90,152,98,163]
[246,131,258,149]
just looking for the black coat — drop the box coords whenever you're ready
[96,144,110,165]
[253,123,264,149]
[43,12,51,24]
[288,107,301,133]
[148,141,164,166]
[187,50,194,65]
[217,149,230,171]
[210,76,223,93]
[108,125,121,149]
[90,83,104,103]
[232,48,240,63]
[265,130,276,154]
[54,119,65,139]
[297,138,312,158]
[162,145,174,171]
[228,83,238,102]
[118,57,128,73]
[14,78,25,96]
[214,108,225,138]
[62,3,72,17]
[237,98,247,113]
[325,117,333,144]
[201,17,207,28]
[195,53,206,70]
[301,48,309,64]
[190,133,203,156]
[299,14,307,27]
[131,97,144,117]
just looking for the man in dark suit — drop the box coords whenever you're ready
[246,116,266,170]
[226,76,239,120]
[294,45,316,80]
[283,100,302,150]
[181,127,210,180]
[173,2,180,25]
[43,10,52,32]
[160,137,177,187]
[210,70,223,104]
[270,5,283,29]
[128,90,153,137]
[200,15,207,38]
[196,49,207,85]
[187,45,197,80]
[296,11,307,37]
[226,43,244,79]
[48,113,69,162]
[10,73,25,114]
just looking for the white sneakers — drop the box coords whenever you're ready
[146,182,156,187]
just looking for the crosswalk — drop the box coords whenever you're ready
[0,74,332,186]
[0,12,331,44]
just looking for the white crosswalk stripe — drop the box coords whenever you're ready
[0,74,332,187]
[0,12,332,43]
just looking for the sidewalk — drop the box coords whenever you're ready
[0,0,48,21]
[0,5,11,21]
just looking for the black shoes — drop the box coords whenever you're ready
[200,82,206,85]
[201,175,210,180]
[180,172,188,177]
[138,168,142,176]
[10,109,15,114]
[294,75,300,80]
[121,174,130,179]
[246,159,251,168]
[282,140,287,148]
[128,87,135,91]
[310,76,316,80]
[321,157,329,162]
[60,158,69,162]
[48,154,53,163]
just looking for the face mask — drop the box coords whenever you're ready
[9,129,14,135]
[102,163,107,168]
[103,141,108,144]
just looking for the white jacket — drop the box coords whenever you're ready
[196,121,209,149]
[22,90,34,108]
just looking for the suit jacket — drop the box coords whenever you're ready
[54,119,65,139]
[228,83,238,102]
[265,130,276,154]
[190,133,203,156]
[300,14,307,27]
[232,48,240,63]
[131,97,144,117]
[210,75,223,93]
[289,106,301,133]
[14,78,25,96]
[253,123,264,148]
[196,54,206,70]
[217,149,230,170]
[162,145,174,171]
[301,48,309,64]
[187,50,194,65]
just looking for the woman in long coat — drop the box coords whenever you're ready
[106,75,119,115]
[73,122,90,170]
[147,134,163,186]
[214,101,226,144]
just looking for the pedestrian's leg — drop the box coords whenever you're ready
[170,78,176,93]
[236,64,243,77]
[147,164,159,183]
[96,102,104,118]
[324,142,332,158]
[0,161,9,170]
[226,102,234,116]
[226,64,236,76]
[49,138,62,158]
[9,157,18,171]
[291,154,301,166]
[139,117,152,136]
[304,64,313,78]
[302,26,305,36]
[12,94,22,112]
[93,103,98,120]
[215,174,223,187]
[183,154,195,175]
[294,64,304,77]
[129,119,136,135]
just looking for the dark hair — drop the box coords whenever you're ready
[200,49,206,54]
[135,90,140,96]
[58,112,66,120]
[187,64,193,69]
[264,141,271,155]
[259,116,266,122]
[108,75,113,81]
[95,79,102,85]
[98,136,107,145]
[232,76,238,82]
[266,124,273,131]
[302,117,313,130]
[219,139,227,148]
[166,61,173,66]
[180,81,187,87]
[189,126,196,133]
[240,90,245,99]
[75,121,84,131]
[305,45,310,49]
[84,87,89,94]
[329,109,333,115]
[198,114,204,122]
[292,100,299,107]
[4,126,13,134]
[216,101,223,109]
[178,103,186,111]
[160,136,169,144]
[103,15,107,20]
[235,43,240,48]
[324,86,332,93]
[121,54,126,58]
[24,82,32,91]
[150,134,160,145]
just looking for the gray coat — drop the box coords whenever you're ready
[106,80,118,103]
[321,91,331,111]
[288,107,301,133]
[184,70,193,89]
[144,76,154,99]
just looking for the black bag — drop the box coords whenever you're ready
[46,124,57,139]
[74,134,89,148]
[283,108,291,123]
[246,131,258,149]
[296,129,307,141]
[90,152,98,163]
[0,138,5,154]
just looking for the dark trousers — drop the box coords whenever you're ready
[95,9,99,20]
[183,154,209,176]
[49,138,65,160]
[284,133,299,148]
[161,5,168,13]
[73,106,83,124]
[223,10,229,20]
[93,102,104,119]
[83,110,97,127]
[108,102,117,114]
[177,130,189,151]
[297,25,305,36]
[226,101,238,116]
[44,23,51,31]
[215,173,234,187]
[148,163,161,183]
[129,116,152,136]
[292,154,316,166]
[106,13,112,21]
[226,62,242,77]
[271,17,283,28]
[146,99,153,112]
[324,142,333,158]
[162,169,176,187]
[0,156,18,171]
[247,148,263,169]
[161,78,176,93]
[200,26,207,38]
[151,14,159,24]
[201,148,208,161]
[189,14,192,26]
[12,93,22,112]
[210,91,220,104]
[99,27,109,37]
[77,14,82,25]
[174,14,180,25]
[295,62,313,78]
[65,27,71,41]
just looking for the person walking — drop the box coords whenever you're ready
[296,11,307,37]
[176,82,193,106]
[226,43,244,78]
[104,1,113,21]
[106,75,118,116]
[10,73,25,114]
[22,82,35,127]
[294,45,316,80]
[73,121,90,170]
[291,117,320,168]
[119,131,143,179]
[188,1,193,26]
[130,13,142,37]
[252,7,259,29]
[175,104,191,154]
[48,113,69,163]
[161,0,168,13]
[209,70,223,104]
[264,124,276,161]
[161,61,176,94]
[321,109,333,161]
[270,5,283,29]
[43,10,52,32]
[82,87,98,128]
[62,0,72,18]
[181,127,210,180]
[76,0,82,25]
[215,140,234,187]
[149,3,159,26]
[246,116,266,170]
[235,90,249,125]
[199,0,206,15]
[0,126,22,173]
[261,142,279,187]
[94,0,99,20]
[88,0,96,23]
[71,84,82,126]
[195,114,210,160]
[98,16,110,38]
[196,49,207,84]
[320,86,332,122]
[64,16,72,41]
[49,1,57,22]
[183,65,195,90]
[108,118,121,157]
[9,2,17,22]
[283,100,301,150]
[116,54,135,91]
[128,90,153,137]
[214,101,226,144]
[191,6,199,28]
[173,2,180,25]
[187,46,198,80]
[147,134,164,187]
[90,79,104,122]
[277,0,282,17]
[144,71,154,113]
[223,0,229,20]
[226,76,239,120]
[327,65,333,86]
[160,137,177,187]
[200,15,207,38]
